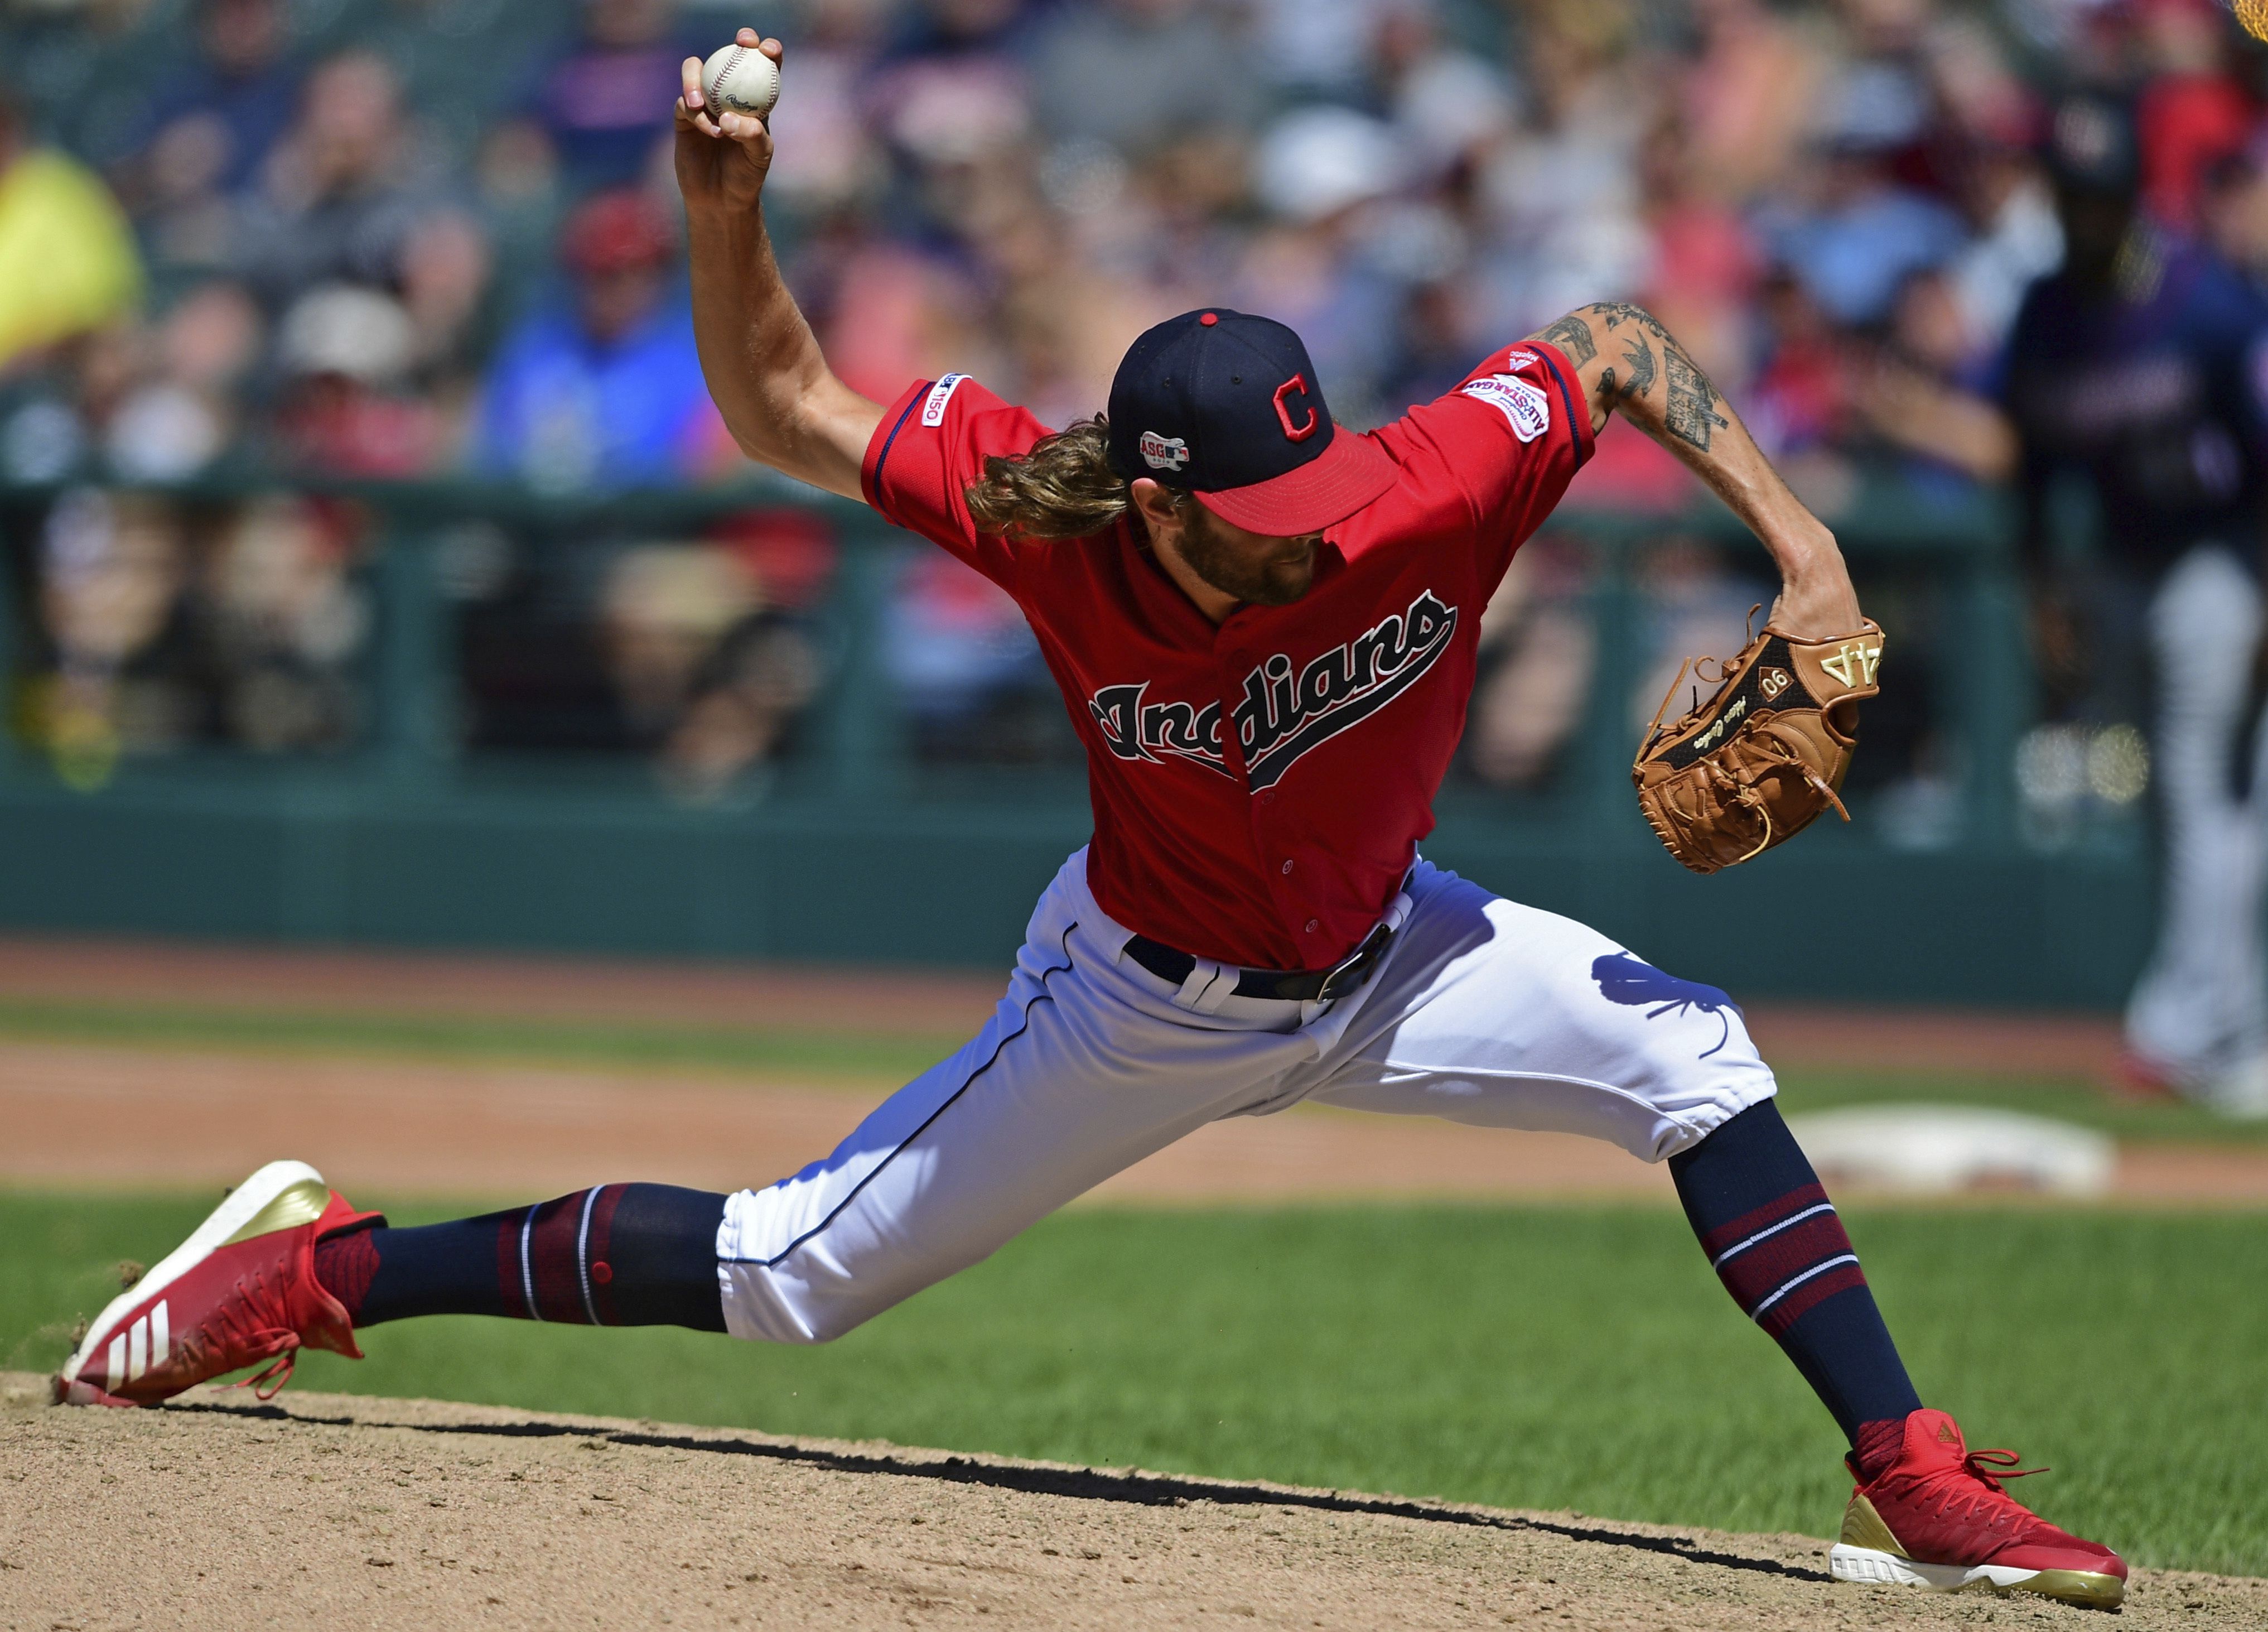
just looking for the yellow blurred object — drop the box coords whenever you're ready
[0,150,143,369]
[2239,0,2268,43]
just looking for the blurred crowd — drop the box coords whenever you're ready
[3,0,2267,802]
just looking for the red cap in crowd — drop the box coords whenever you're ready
[563,190,678,277]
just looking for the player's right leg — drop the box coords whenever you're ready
[709,868,1332,1343]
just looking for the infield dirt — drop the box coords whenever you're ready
[5,1373,2262,1632]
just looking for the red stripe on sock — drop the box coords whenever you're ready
[312,1229,379,1323]
[1758,1262,1869,1337]
[1700,1181,1831,1262]
[585,1183,626,1326]
[1852,1416,1908,1481]
[1717,1212,1856,1312]
[527,1193,590,1323]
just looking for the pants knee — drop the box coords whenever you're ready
[722,1275,905,1345]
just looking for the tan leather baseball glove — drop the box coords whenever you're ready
[1632,616,1884,874]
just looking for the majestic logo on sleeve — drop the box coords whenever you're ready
[1087,589,1459,792]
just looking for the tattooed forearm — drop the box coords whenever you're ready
[1586,300,1669,341]
[1618,334,1655,401]
[1537,314,1596,367]
[1530,299,1733,449]
[1523,301,1854,633]
[1664,346,1730,451]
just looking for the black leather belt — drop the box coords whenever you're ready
[1123,921,1394,1004]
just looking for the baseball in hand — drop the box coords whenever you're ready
[702,42,781,121]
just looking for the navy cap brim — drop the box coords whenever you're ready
[1189,425,1396,535]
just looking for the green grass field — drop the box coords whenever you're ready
[7,1191,2263,1577]
[0,989,2261,1142]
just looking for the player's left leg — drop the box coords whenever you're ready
[1292,860,2125,1608]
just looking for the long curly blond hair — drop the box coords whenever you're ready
[962,415,1135,541]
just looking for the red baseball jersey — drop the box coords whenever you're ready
[862,341,1594,970]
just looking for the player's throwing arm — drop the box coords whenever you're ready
[1526,304,1884,871]
[674,29,884,500]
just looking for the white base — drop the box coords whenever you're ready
[56,1160,326,1394]
[1830,1543,2039,1594]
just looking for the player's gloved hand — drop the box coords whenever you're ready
[1632,612,1884,874]
[676,30,779,218]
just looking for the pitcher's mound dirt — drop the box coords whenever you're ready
[3,1374,2259,1632]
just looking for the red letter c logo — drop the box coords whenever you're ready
[1272,374,1319,442]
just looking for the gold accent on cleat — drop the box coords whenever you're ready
[1840,1493,1906,1557]
[1836,1494,2125,1611]
[221,1178,331,1245]
[2020,1570,2125,1611]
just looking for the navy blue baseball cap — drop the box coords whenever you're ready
[2043,95,2139,199]
[1106,309,1397,535]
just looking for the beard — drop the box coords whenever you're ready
[1176,506,1320,606]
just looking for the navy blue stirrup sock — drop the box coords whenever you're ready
[1668,1100,1921,1444]
[315,1184,728,1333]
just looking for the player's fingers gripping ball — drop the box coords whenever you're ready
[702,41,781,121]
[1632,617,1884,873]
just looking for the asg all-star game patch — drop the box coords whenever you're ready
[1460,372,1551,441]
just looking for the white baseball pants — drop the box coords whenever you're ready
[717,850,1777,1344]
[2125,544,2268,1085]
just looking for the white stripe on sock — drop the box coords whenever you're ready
[575,1188,602,1327]
[1751,1253,1861,1320]
[519,1208,542,1321]
[1710,1202,1838,1269]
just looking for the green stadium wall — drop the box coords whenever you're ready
[0,781,2151,1010]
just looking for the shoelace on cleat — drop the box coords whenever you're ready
[230,1350,301,1400]
[162,1262,301,1395]
[1898,1447,2052,1538]
[1961,1447,2048,1493]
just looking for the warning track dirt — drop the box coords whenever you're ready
[4,1374,2263,1631]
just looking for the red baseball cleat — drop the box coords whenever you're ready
[1830,1409,2126,1610]
[54,1160,384,1408]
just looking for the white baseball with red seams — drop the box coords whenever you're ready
[701,44,780,119]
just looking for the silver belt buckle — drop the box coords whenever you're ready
[1316,923,1392,1003]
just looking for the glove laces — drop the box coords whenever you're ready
[1701,737,1851,865]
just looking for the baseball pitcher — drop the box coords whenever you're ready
[57,31,2125,1611]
